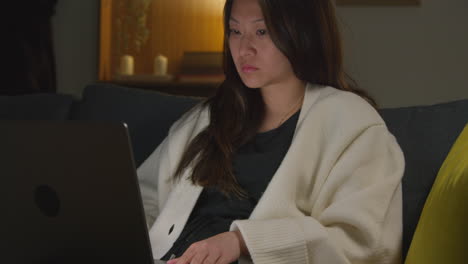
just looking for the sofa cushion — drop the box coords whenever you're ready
[379,99,468,258]
[71,83,201,167]
[0,93,74,120]
[404,124,468,264]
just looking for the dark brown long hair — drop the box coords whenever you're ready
[173,0,375,197]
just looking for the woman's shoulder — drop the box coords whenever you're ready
[299,84,388,143]
[306,84,385,127]
[167,101,210,140]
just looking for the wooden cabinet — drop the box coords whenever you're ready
[103,75,219,98]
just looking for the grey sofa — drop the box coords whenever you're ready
[2,83,467,260]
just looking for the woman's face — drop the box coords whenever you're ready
[228,0,299,90]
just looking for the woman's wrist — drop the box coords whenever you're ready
[233,230,250,257]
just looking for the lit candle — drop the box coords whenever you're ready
[154,54,168,76]
[120,55,134,75]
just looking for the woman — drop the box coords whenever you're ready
[138,0,404,263]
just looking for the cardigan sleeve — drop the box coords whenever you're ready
[137,136,173,228]
[231,124,404,264]
[137,103,206,230]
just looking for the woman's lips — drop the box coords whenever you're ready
[241,65,259,73]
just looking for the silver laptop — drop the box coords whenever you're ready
[0,121,164,264]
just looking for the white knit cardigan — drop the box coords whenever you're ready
[137,83,405,264]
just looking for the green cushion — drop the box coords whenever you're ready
[405,124,468,263]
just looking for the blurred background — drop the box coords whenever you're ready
[4,0,468,108]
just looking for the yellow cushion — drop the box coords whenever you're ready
[405,124,468,264]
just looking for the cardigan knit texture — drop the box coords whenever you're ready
[137,84,405,264]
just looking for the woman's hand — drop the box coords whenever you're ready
[167,230,248,264]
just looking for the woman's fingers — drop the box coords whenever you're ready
[202,251,221,264]
[169,247,196,264]
[189,252,209,264]
[170,231,242,264]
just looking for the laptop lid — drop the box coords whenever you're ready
[0,121,154,264]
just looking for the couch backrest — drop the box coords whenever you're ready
[71,83,201,167]
[379,99,468,258]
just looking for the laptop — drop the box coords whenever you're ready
[0,121,165,264]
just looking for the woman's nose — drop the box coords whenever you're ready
[239,35,256,57]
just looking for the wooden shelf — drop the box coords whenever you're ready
[104,75,220,97]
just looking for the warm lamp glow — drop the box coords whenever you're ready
[100,0,227,80]
[205,0,225,15]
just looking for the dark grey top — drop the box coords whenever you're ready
[162,111,300,259]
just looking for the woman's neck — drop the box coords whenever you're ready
[258,80,306,132]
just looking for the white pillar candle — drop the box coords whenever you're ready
[154,54,168,76]
[120,55,134,75]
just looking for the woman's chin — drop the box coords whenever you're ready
[240,77,263,89]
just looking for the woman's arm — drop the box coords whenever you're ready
[137,136,173,228]
[166,124,404,264]
[232,125,404,264]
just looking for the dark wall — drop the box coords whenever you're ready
[52,0,99,97]
[2,0,58,95]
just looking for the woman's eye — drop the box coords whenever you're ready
[229,29,241,35]
[256,29,267,36]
